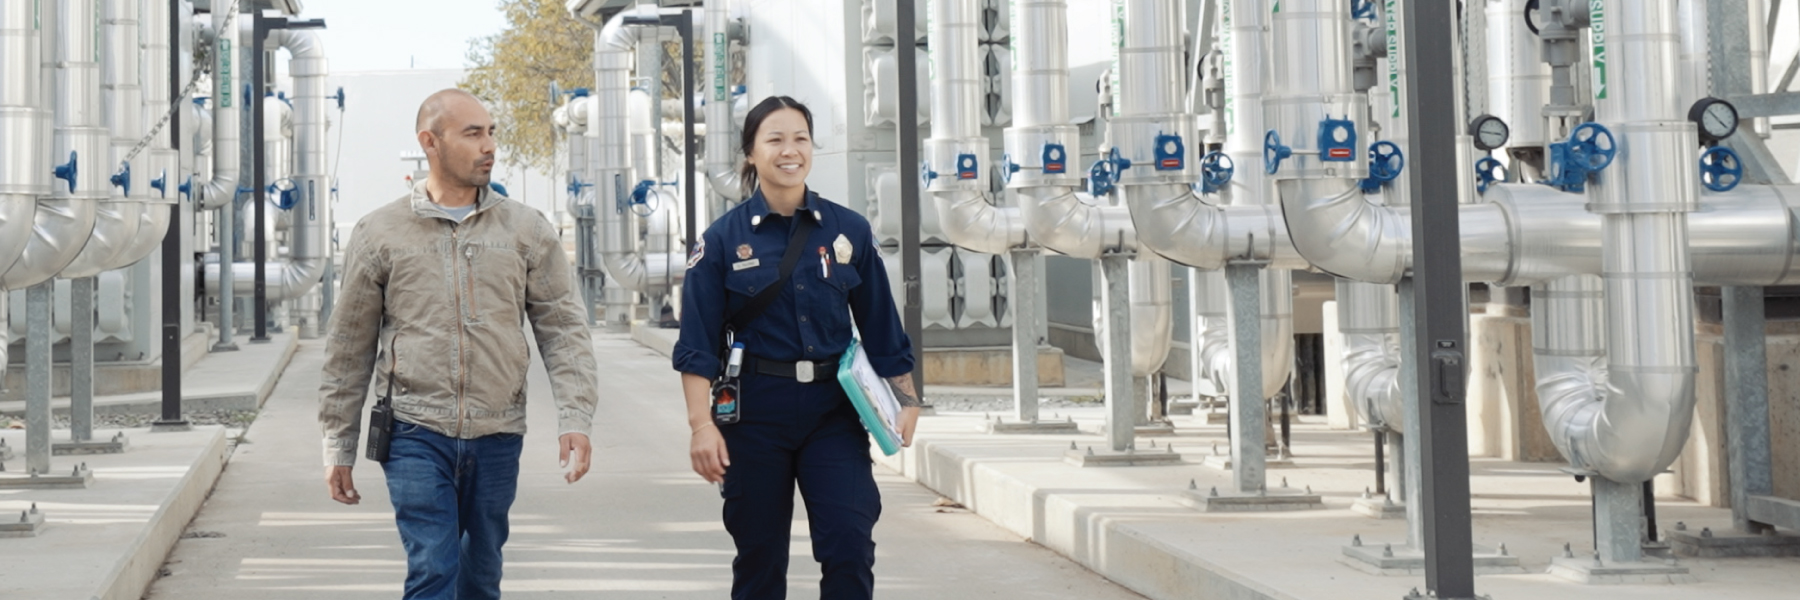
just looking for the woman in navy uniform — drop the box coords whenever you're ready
[673,96,922,600]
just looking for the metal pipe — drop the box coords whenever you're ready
[62,0,149,278]
[112,0,179,271]
[702,0,742,211]
[194,6,239,211]
[578,7,688,298]
[928,0,1025,255]
[1487,0,1551,148]
[1128,254,1171,377]
[0,0,47,278]
[200,27,329,302]
[1338,278,1402,429]
[1,0,103,291]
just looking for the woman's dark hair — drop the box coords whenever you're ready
[739,96,814,196]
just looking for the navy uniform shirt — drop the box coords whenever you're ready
[674,189,915,379]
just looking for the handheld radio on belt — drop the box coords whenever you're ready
[712,216,818,425]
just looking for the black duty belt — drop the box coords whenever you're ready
[749,355,840,384]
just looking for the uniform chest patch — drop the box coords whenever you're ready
[736,244,754,260]
[687,240,705,268]
[732,258,761,271]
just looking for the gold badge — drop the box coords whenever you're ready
[736,244,754,260]
[833,234,854,264]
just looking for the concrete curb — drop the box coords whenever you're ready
[0,334,298,417]
[95,427,230,600]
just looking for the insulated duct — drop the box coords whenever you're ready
[0,0,47,278]
[1,0,103,291]
[193,6,239,211]
[576,5,689,297]
[1337,279,1402,429]
[63,0,152,278]
[1540,0,1700,484]
[702,0,742,211]
[926,0,1026,255]
[115,0,180,270]
[201,28,330,301]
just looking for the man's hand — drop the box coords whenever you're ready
[559,433,592,484]
[898,406,922,447]
[326,466,360,505]
[690,422,730,483]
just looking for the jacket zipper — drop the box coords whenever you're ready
[452,224,468,437]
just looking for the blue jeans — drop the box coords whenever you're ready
[381,421,523,600]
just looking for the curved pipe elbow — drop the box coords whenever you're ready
[0,198,101,290]
[1342,332,1402,428]
[202,257,327,301]
[1020,186,1136,258]
[0,196,37,278]
[932,190,1026,255]
[1128,257,1173,377]
[1126,184,1230,270]
[601,250,685,296]
[58,199,143,278]
[106,203,174,270]
[1276,178,1409,284]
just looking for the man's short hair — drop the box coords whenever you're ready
[416,89,482,137]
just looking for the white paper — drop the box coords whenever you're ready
[847,345,903,441]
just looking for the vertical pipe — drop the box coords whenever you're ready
[213,5,238,352]
[1101,256,1134,451]
[680,13,696,266]
[1010,249,1041,422]
[1723,285,1776,533]
[1400,0,1475,592]
[0,0,46,277]
[896,0,925,401]
[250,13,267,343]
[70,277,94,442]
[1225,263,1264,492]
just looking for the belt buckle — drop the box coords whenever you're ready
[795,361,815,383]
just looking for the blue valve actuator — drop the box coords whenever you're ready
[110,161,132,196]
[1318,117,1358,162]
[955,153,979,180]
[331,87,347,110]
[1041,143,1068,174]
[567,176,592,198]
[52,151,77,193]
[1088,153,1119,197]
[1698,146,1743,192]
[1153,134,1185,171]
[1543,122,1617,192]
[919,160,938,187]
[1000,153,1020,184]
[630,179,656,205]
[268,179,299,210]
[1199,152,1234,194]
[178,175,193,199]
[1475,157,1507,195]
[1263,130,1292,174]
[150,170,168,198]
[1359,141,1404,192]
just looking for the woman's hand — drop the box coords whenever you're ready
[690,422,730,483]
[898,406,921,447]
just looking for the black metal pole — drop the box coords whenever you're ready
[1643,480,1659,543]
[895,0,925,397]
[1374,430,1387,496]
[250,13,270,343]
[1402,0,1476,596]
[156,0,187,429]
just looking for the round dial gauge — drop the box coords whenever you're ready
[1687,97,1739,142]
[1468,115,1510,151]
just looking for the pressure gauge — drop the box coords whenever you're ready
[1687,97,1740,143]
[1468,115,1510,151]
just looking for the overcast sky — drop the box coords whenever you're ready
[299,0,510,72]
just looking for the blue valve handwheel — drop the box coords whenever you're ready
[1000,153,1019,184]
[1263,130,1292,175]
[110,161,132,196]
[150,170,168,198]
[1367,141,1405,182]
[1200,151,1234,193]
[1567,122,1617,172]
[919,160,938,187]
[1088,158,1118,197]
[52,151,78,193]
[1475,156,1507,194]
[1698,146,1743,192]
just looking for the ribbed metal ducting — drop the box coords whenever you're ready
[1337,279,1402,429]
[201,28,330,301]
[1,0,102,291]
[0,0,47,280]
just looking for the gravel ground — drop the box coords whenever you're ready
[2,409,259,432]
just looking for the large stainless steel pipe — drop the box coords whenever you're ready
[702,0,742,211]
[1338,278,1401,429]
[0,0,47,279]
[1,0,103,290]
[193,6,239,211]
[927,0,1025,255]
[120,0,179,270]
[201,28,330,301]
[64,0,151,277]
[1486,0,1551,149]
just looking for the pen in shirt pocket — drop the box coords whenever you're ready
[819,247,829,279]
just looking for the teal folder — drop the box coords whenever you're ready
[837,339,904,456]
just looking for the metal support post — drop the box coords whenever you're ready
[1723,285,1776,533]
[1225,263,1265,493]
[896,0,926,402]
[1593,477,1645,563]
[1397,281,1424,549]
[1401,0,1476,595]
[25,283,53,474]
[250,11,269,343]
[1010,249,1041,421]
[1101,256,1135,451]
[1374,430,1386,495]
[70,278,95,443]
[156,0,188,432]
[673,10,696,262]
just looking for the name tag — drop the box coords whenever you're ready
[732,258,761,271]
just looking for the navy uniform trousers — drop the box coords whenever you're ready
[719,369,881,600]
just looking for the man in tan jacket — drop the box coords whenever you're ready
[317,88,597,600]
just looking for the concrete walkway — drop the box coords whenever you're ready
[143,333,1144,599]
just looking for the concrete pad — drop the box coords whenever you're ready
[0,463,93,489]
[984,417,1081,435]
[1181,487,1325,512]
[53,432,130,455]
[1666,527,1800,557]
[0,426,228,600]
[1338,543,1525,576]
[1064,447,1185,467]
[0,333,297,417]
[1201,453,1296,470]
[0,503,45,537]
[1350,494,1406,519]
[1546,556,1696,584]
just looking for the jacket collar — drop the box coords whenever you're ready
[746,187,823,230]
[410,178,505,220]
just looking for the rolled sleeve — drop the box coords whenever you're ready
[848,229,915,378]
[673,229,728,377]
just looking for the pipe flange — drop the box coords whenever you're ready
[1110,114,1200,186]
[1002,126,1081,188]
[923,138,987,193]
[1264,94,1370,181]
